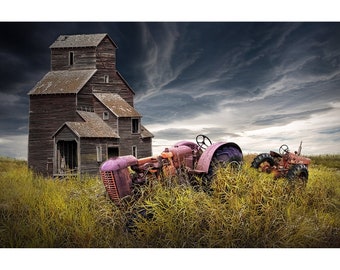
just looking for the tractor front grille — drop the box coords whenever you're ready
[101,171,120,205]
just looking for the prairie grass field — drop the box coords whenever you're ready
[0,155,339,248]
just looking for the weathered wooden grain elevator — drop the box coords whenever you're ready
[28,33,153,176]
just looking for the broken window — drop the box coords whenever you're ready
[69,51,74,66]
[103,111,109,120]
[132,118,140,134]
[104,75,109,83]
[132,145,137,157]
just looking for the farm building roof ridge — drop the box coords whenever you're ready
[49,33,118,48]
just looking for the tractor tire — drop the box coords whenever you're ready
[203,145,243,189]
[251,153,275,171]
[286,164,308,183]
[212,145,243,170]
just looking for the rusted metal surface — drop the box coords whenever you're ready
[251,142,311,181]
[100,156,137,204]
[101,171,121,205]
[100,135,243,205]
[196,142,243,173]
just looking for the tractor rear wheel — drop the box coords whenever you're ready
[203,145,243,189]
[251,153,275,173]
[287,164,308,183]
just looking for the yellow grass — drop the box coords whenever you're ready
[0,156,339,247]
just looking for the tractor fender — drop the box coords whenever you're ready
[196,142,243,173]
[100,156,138,204]
[100,155,138,171]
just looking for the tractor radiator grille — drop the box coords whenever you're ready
[101,171,120,205]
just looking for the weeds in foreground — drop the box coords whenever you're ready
[0,156,339,247]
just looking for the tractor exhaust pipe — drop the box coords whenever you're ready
[297,141,303,156]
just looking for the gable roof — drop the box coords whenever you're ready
[50,33,117,49]
[93,92,141,117]
[28,70,96,95]
[141,125,154,138]
[54,111,119,138]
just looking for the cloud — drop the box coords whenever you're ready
[1,22,340,160]
[0,135,28,160]
[135,23,202,102]
[252,107,333,126]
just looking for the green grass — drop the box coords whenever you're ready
[0,155,339,247]
[307,154,340,170]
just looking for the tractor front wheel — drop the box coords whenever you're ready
[251,153,275,173]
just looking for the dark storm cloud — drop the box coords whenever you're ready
[1,22,340,158]
[134,23,340,126]
[0,22,138,138]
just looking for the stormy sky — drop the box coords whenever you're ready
[1,21,340,159]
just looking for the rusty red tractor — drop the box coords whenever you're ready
[100,135,243,205]
[251,142,311,182]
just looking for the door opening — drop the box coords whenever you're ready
[57,140,78,174]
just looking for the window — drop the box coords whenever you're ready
[69,51,74,66]
[104,75,109,83]
[108,146,119,158]
[132,146,137,157]
[96,145,102,162]
[103,111,109,120]
[132,118,140,134]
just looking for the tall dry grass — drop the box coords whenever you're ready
[0,156,339,247]
[0,157,129,247]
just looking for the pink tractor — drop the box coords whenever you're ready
[251,142,311,182]
[100,135,243,205]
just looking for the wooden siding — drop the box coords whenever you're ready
[28,94,78,175]
[93,97,119,130]
[77,81,95,109]
[118,118,152,158]
[51,36,134,106]
[51,47,97,71]
[79,138,119,175]
[96,36,116,71]
[28,33,153,176]
[92,37,134,106]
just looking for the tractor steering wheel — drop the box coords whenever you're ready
[279,144,290,155]
[196,134,212,150]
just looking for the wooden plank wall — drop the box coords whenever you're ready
[29,35,152,176]
[93,37,135,106]
[28,94,77,175]
[80,138,120,175]
[118,118,152,158]
[51,47,96,71]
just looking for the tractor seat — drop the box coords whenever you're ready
[270,151,282,158]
